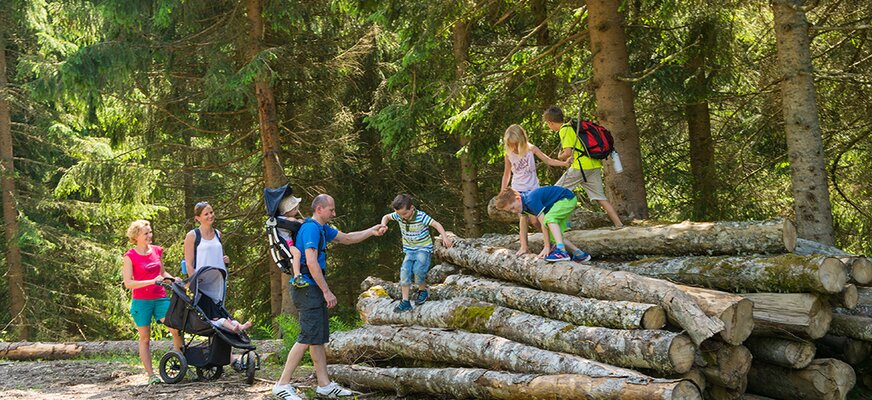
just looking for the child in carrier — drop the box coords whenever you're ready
[276,195,308,288]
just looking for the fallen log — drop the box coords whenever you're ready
[794,238,872,284]
[746,358,856,400]
[327,324,672,381]
[0,340,282,360]
[674,285,753,346]
[361,275,666,330]
[815,335,872,365]
[828,313,872,342]
[433,236,724,345]
[742,293,832,339]
[595,254,848,294]
[357,288,696,374]
[744,336,815,369]
[834,285,872,318]
[328,365,703,400]
[694,341,752,390]
[704,385,745,400]
[426,263,462,284]
[828,284,858,309]
[486,195,623,229]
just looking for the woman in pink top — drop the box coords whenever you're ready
[122,220,182,384]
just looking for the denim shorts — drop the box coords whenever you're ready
[291,285,329,345]
[400,250,432,286]
[130,298,171,327]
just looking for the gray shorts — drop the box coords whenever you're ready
[291,285,329,345]
[555,168,608,201]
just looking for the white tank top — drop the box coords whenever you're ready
[508,149,539,192]
[196,233,226,271]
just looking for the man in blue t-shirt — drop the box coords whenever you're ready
[272,194,385,400]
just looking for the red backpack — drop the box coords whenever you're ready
[567,118,614,160]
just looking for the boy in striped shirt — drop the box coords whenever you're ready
[380,194,453,312]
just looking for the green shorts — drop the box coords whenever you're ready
[543,197,577,234]
[130,298,171,327]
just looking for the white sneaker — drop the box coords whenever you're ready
[272,383,303,400]
[315,381,354,398]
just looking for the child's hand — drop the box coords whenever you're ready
[223,255,230,265]
[515,246,528,256]
[537,248,549,259]
[442,236,454,248]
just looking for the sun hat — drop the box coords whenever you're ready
[278,195,302,215]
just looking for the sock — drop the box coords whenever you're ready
[555,243,566,252]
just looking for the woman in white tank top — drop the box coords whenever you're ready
[184,201,230,274]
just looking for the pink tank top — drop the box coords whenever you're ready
[126,245,167,300]
[508,148,539,192]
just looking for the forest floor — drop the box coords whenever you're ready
[0,357,436,400]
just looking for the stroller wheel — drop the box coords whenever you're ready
[244,352,257,385]
[159,351,188,384]
[196,366,223,381]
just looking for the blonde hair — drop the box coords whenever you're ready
[494,188,520,210]
[504,124,530,157]
[126,220,151,243]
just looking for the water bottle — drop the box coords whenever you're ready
[180,259,187,275]
[611,151,624,173]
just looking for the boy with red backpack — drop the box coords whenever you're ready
[543,105,624,229]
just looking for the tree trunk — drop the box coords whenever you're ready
[694,341,752,390]
[357,289,695,374]
[327,324,672,381]
[0,34,27,341]
[531,0,556,111]
[328,365,702,400]
[596,254,847,294]
[674,285,754,346]
[770,0,834,245]
[744,336,815,369]
[586,0,648,219]
[433,236,724,345]
[743,293,832,339]
[362,275,666,330]
[486,196,623,229]
[685,19,718,221]
[815,335,872,366]
[246,0,285,321]
[0,340,283,360]
[794,238,872,284]
[828,313,872,342]
[747,358,856,400]
[453,20,480,238]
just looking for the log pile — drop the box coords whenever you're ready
[325,219,866,400]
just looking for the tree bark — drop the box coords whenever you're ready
[794,238,872,284]
[531,0,556,112]
[0,340,282,360]
[0,34,27,341]
[362,275,666,330]
[246,0,286,320]
[694,341,752,390]
[770,0,834,245]
[586,0,648,219]
[674,285,754,346]
[743,292,832,339]
[453,20,481,238]
[744,336,815,369]
[486,196,622,229]
[357,289,695,374]
[426,263,462,284]
[828,313,872,342]
[685,19,719,221]
[747,358,855,400]
[596,254,847,294]
[815,335,872,366]
[433,236,724,345]
[328,365,702,400]
[327,324,672,381]
[704,385,745,400]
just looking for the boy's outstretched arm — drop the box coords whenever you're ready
[429,219,453,248]
[537,213,551,258]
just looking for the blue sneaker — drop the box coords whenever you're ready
[394,300,413,312]
[415,290,429,306]
[544,248,570,262]
[571,251,592,263]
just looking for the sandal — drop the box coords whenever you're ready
[148,374,162,385]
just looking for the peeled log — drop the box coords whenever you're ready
[357,288,695,374]
[694,341,752,390]
[747,358,856,400]
[486,195,622,229]
[0,340,282,360]
[674,285,754,346]
[744,337,815,369]
[815,335,872,365]
[596,254,847,294]
[328,365,702,400]
[743,293,832,339]
[327,324,670,381]
[828,313,872,342]
[433,236,724,345]
[794,238,872,284]
[361,275,666,330]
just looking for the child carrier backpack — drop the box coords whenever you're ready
[264,185,299,275]
[567,118,614,160]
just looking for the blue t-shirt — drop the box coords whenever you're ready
[520,186,576,216]
[294,218,339,286]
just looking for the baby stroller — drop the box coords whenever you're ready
[159,266,260,384]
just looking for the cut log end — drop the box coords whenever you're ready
[720,298,754,345]
[670,335,696,375]
[782,219,797,253]
[672,380,704,400]
[850,257,872,285]
[819,257,850,293]
[832,284,859,310]
[642,306,668,330]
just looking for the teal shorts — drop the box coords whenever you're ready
[130,298,171,327]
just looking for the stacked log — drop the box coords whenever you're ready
[324,221,867,400]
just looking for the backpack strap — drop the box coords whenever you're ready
[299,220,327,276]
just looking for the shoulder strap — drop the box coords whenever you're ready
[192,228,201,271]
[215,229,222,243]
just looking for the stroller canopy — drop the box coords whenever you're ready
[189,266,227,307]
[264,185,294,218]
